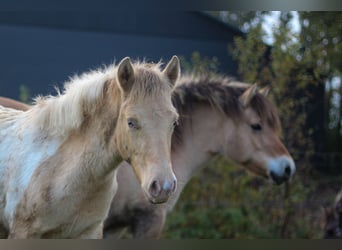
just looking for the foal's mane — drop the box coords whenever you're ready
[27,60,168,137]
[0,106,24,127]
[171,74,281,149]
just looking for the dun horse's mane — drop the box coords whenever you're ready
[19,60,167,137]
[171,73,281,149]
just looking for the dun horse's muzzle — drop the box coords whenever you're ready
[270,166,292,185]
[267,156,295,185]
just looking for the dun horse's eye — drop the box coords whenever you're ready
[251,123,262,131]
[173,119,179,127]
[127,118,140,129]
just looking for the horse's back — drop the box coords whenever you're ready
[0,105,24,125]
[0,107,60,229]
[0,106,24,231]
[0,97,30,111]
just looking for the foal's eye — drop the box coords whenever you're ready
[127,118,140,129]
[173,119,179,128]
[251,123,262,131]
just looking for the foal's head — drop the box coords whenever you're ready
[223,84,295,184]
[114,56,180,204]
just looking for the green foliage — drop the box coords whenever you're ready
[229,23,272,86]
[163,159,323,239]
[180,51,220,77]
[299,12,342,77]
[298,12,342,163]
[19,84,31,104]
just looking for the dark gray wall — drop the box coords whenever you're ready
[0,12,243,100]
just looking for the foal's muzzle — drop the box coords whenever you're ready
[147,176,177,204]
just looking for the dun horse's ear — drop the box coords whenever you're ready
[321,205,329,216]
[117,57,135,94]
[320,205,329,229]
[259,86,270,97]
[336,199,342,214]
[162,55,180,86]
[335,190,342,210]
[239,84,258,108]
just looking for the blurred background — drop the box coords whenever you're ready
[0,11,341,238]
[0,12,242,99]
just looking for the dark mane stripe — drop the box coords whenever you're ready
[171,74,281,150]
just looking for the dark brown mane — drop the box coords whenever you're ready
[171,74,281,151]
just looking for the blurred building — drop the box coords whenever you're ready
[0,11,243,100]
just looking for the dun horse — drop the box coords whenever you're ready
[0,97,29,111]
[0,56,180,238]
[322,189,342,238]
[103,75,296,238]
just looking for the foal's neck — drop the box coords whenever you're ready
[71,80,123,180]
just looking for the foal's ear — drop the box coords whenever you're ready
[117,57,135,94]
[239,84,258,108]
[259,86,270,97]
[162,55,180,86]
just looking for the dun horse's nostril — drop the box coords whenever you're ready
[284,165,291,176]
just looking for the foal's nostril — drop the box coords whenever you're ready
[284,165,291,177]
[149,180,161,198]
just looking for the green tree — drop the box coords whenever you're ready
[180,51,220,76]
[297,12,342,159]
[19,84,31,104]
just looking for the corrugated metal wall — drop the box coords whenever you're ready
[0,12,242,100]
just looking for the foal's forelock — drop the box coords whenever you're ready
[127,67,173,102]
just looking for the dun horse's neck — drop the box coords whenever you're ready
[167,106,223,209]
[171,142,210,186]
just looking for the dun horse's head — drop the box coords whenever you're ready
[114,56,180,204]
[223,84,295,185]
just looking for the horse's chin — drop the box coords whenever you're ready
[149,198,168,205]
[142,190,170,204]
[269,171,290,185]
